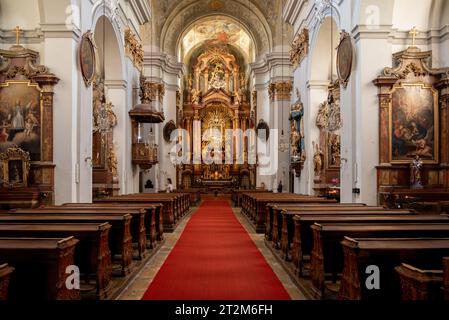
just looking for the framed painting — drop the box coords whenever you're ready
[389,83,439,164]
[79,31,96,87]
[0,81,42,161]
[0,147,30,188]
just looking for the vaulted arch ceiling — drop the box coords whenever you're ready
[150,0,283,60]
[180,16,255,64]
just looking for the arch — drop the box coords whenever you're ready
[160,0,272,59]
[91,2,126,82]
[93,16,125,82]
[309,16,340,82]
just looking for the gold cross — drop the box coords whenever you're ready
[14,26,23,45]
[409,26,419,47]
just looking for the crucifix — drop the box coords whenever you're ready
[14,26,23,46]
[409,26,419,47]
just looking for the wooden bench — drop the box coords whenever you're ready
[232,189,270,207]
[395,263,444,300]
[274,208,413,260]
[27,207,147,260]
[271,206,406,252]
[339,237,449,300]
[0,223,112,299]
[310,223,449,299]
[0,213,133,276]
[292,214,449,277]
[0,263,14,300]
[241,193,337,233]
[96,196,179,232]
[265,202,369,240]
[0,237,80,300]
[62,203,162,249]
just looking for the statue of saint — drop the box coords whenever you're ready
[410,154,423,189]
[313,142,324,177]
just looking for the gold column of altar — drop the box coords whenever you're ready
[177,47,255,190]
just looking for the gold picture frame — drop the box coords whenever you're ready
[79,31,96,87]
[389,83,439,164]
[0,147,31,188]
[0,80,43,161]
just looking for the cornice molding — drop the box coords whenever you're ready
[250,52,292,75]
[143,52,185,77]
[126,0,151,25]
[0,25,81,44]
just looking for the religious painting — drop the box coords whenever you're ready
[0,81,42,161]
[390,83,438,164]
[79,32,96,86]
[0,147,30,188]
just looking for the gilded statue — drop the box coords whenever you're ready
[107,144,118,178]
[191,88,202,105]
[313,142,324,177]
[316,101,329,129]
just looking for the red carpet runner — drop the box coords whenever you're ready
[142,200,291,300]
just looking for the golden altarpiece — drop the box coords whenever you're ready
[177,47,256,190]
[374,45,449,207]
[0,43,59,208]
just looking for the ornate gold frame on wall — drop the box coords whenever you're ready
[79,31,96,87]
[388,83,439,164]
[0,147,31,187]
[0,80,43,160]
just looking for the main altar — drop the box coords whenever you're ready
[176,46,256,190]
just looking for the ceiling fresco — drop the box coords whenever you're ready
[181,17,253,59]
[146,0,288,58]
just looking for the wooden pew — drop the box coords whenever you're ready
[232,189,270,207]
[265,202,369,240]
[273,208,413,260]
[96,195,181,232]
[62,203,162,249]
[271,206,405,251]
[241,193,337,233]
[310,223,449,299]
[0,237,80,300]
[0,213,133,276]
[124,192,190,218]
[292,214,449,277]
[0,223,112,299]
[0,263,14,300]
[339,237,449,300]
[12,207,147,261]
[395,263,444,300]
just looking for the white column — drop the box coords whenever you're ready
[106,81,130,195]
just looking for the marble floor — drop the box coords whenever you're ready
[117,202,306,300]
